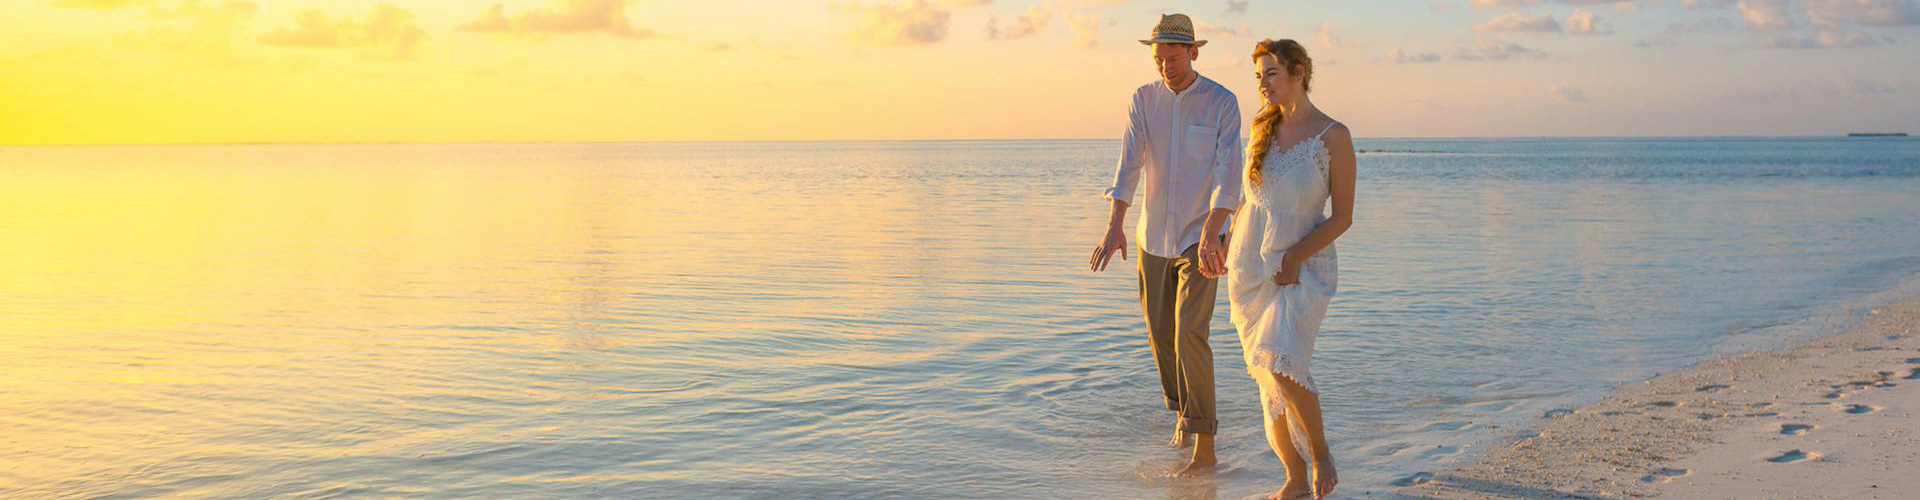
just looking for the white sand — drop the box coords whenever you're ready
[1384,294,1920,500]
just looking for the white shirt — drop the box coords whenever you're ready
[1103,74,1244,259]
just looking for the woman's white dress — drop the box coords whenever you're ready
[1227,122,1339,421]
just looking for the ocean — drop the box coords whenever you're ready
[3,136,1917,499]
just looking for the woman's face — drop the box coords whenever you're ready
[1254,53,1294,107]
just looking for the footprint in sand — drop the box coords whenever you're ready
[1369,442,1414,457]
[1745,411,1780,417]
[1640,467,1691,483]
[1905,368,1920,381]
[1542,408,1574,419]
[1838,404,1878,414]
[1695,384,1729,392]
[1643,401,1680,409]
[1390,472,1434,487]
[1906,357,1920,364]
[1780,423,1813,435]
[1767,450,1818,463]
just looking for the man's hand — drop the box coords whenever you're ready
[1198,234,1227,278]
[1091,227,1129,272]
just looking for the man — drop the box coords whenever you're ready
[1088,13,1242,476]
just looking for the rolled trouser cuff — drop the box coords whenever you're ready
[1177,416,1218,436]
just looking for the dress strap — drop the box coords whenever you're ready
[1315,121,1337,138]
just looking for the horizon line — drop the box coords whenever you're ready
[0,132,1910,148]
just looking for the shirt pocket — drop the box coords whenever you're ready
[1184,124,1217,164]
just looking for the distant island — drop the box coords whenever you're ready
[1848,132,1909,137]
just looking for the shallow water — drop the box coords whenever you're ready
[2,136,1917,499]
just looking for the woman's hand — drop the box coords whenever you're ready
[1271,259,1301,286]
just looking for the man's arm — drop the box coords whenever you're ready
[1198,96,1243,277]
[1092,90,1147,272]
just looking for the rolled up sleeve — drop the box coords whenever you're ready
[1207,95,1243,210]
[1104,91,1147,204]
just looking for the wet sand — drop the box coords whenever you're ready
[1384,294,1920,500]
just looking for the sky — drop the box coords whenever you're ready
[0,0,1915,144]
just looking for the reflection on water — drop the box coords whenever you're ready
[1,137,1917,499]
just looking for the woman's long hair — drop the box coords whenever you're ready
[1246,39,1314,189]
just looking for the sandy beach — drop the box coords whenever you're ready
[1385,293,1920,500]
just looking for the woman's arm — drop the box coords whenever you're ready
[1275,123,1355,282]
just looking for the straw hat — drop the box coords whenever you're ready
[1138,13,1207,47]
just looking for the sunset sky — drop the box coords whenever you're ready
[2,0,1915,144]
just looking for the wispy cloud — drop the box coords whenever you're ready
[1470,0,1543,10]
[1737,0,1795,29]
[1803,0,1920,26]
[1226,0,1249,16]
[260,3,424,60]
[1836,77,1897,94]
[1477,11,1562,33]
[1387,46,1443,63]
[834,0,952,46]
[1449,40,1548,60]
[987,4,1050,39]
[1195,20,1252,38]
[1566,9,1615,34]
[1552,85,1591,102]
[459,0,652,39]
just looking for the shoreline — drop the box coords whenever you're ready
[1383,292,1920,500]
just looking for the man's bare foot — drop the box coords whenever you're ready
[1311,458,1338,500]
[1169,455,1217,477]
[1170,434,1217,477]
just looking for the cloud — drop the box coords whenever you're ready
[1836,77,1897,93]
[1476,11,1563,33]
[459,0,652,39]
[1803,0,1920,26]
[1560,0,1641,11]
[1552,85,1591,102]
[1315,21,1349,47]
[1471,0,1544,10]
[938,0,993,6]
[1758,27,1888,46]
[834,0,951,45]
[1566,9,1615,34]
[260,3,424,59]
[1066,11,1100,48]
[1681,0,1737,6]
[1737,0,1795,29]
[1449,40,1548,60]
[1388,46,1443,63]
[1667,16,1740,34]
[987,4,1051,38]
[1195,20,1252,38]
[1227,0,1250,15]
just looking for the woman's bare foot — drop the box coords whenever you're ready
[1311,458,1338,500]
[1267,479,1311,500]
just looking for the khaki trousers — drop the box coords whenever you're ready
[1137,240,1219,436]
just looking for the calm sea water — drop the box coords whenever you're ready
[3,137,1918,499]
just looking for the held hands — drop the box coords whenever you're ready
[1090,227,1129,272]
[1198,233,1229,279]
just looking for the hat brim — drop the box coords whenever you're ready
[1138,37,1207,47]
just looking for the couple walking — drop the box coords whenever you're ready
[1088,13,1354,500]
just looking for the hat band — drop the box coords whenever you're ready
[1153,31,1195,42]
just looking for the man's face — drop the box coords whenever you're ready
[1153,43,1197,85]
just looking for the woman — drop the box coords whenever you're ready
[1225,38,1353,500]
